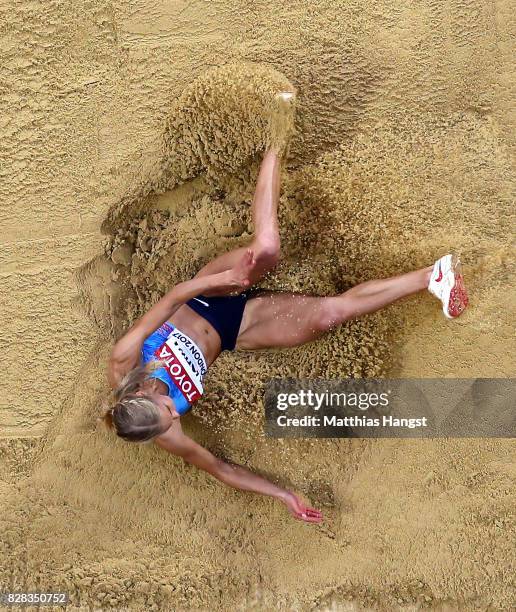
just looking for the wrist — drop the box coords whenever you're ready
[216,269,232,284]
[275,488,291,503]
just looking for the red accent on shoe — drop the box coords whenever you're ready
[435,262,443,282]
[447,273,469,317]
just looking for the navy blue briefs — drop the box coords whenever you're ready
[185,289,262,351]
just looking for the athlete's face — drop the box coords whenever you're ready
[153,393,179,432]
[136,386,179,433]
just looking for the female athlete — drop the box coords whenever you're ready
[105,119,468,523]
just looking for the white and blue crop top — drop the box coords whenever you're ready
[140,322,208,415]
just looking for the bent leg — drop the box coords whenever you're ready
[193,148,282,290]
[236,266,433,350]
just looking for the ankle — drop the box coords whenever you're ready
[264,146,281,161]
[422,265,433,287]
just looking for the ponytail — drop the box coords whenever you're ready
[102,362,165,442]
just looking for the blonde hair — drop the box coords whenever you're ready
[102,364,165,443]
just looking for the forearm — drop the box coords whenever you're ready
[157,434,322,522]
[135,270,231,337]
[214,460,288,501]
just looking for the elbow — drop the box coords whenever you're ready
[107,361,119,389]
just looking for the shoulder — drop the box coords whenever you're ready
[153,424,191,455]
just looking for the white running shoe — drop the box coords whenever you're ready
[428,254,469,319]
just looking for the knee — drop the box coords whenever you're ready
[314,298,352,332]
[252,238,281,270]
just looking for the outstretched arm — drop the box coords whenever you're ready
[154,428,323,523]
[108,250,257,388]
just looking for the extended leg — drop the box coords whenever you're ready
[193,148,282,293]
[236,266,433,350]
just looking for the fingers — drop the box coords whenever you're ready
[295,507,323,523]
[303,508,323,519]
[297,512,323,523]
[245,249,256,267]
[306,507,323,518]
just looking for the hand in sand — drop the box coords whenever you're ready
[224,249,257,294]
[283,492,323,523]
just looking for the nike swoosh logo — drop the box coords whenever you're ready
[193,297,209,307]
[435,262,443,282]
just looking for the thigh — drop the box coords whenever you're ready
[235,290,328,350]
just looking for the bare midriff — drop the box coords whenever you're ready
[167,303,222,368]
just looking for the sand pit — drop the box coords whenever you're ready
[1,1,514,610]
